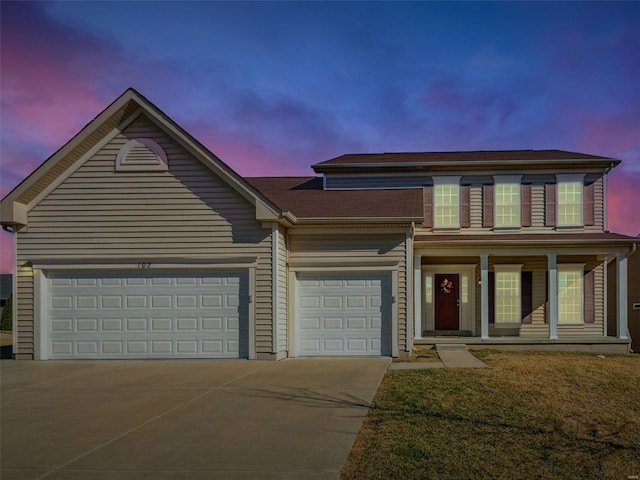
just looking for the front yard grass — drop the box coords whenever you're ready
[342,350,640,480]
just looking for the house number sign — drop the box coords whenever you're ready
[137,262,152,269]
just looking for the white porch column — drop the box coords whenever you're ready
[480,254,489,340]
[548,253,558,340]
[616,253,629,340]
[414,254,422,340]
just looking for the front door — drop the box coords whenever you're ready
[435,274,459,330]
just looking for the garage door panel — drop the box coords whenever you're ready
[297,273,391,356]
[46,271,248,359]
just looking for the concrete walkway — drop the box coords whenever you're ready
[389,344,488,370]
[436,344,488,368]
[1,357,390,480]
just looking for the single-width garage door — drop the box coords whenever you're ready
[45,270,248,359]
[296,273,391,356]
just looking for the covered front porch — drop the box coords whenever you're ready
[410,234,634,353]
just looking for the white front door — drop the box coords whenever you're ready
[296,273,391,356]
[45,270,248,359]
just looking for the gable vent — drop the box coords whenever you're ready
[116,138,168,172]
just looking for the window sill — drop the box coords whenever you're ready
[555,225,584,231]
[492,226,521,233]
[432,227,461,233]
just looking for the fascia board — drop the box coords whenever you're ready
[1,89,138,205]
[313,158,621,171]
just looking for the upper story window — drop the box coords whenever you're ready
[494,175,521,228]
[556,174,584,226]
[433,176,460,228]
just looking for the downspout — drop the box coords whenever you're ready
[405,222,415,354]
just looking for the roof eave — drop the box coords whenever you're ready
[292,216,422,225]
[312,158,621,172]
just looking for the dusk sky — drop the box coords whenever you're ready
[1,1,639,272]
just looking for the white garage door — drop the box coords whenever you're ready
[46,270,248,359]
[296,273,391,356]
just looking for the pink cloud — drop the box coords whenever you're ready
[607,169,640,236]
[1,4,114,148]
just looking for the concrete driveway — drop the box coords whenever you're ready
[1,357,390,480]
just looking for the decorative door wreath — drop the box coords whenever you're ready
[440,278,454,294]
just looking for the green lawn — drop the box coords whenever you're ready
[342,350,640,480]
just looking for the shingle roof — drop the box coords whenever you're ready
[245,177,423,220]
[314,149,620,169]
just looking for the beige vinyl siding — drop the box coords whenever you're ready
[14,265,34,359]
[325,174,431,189]
[469,184,483,229]
[587,175,604,232]
[289,232,407,350]
[531,183,546,228]
[15,114,273,358]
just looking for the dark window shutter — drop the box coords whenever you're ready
[483,184,494,228]
[584,269,595,323]
[584,182,595,226]
[488,271,495,324]
[521,184,532,227]
[423,185,433,228]
[460,185,471,228]
[545,183,556,226]
[521,271,533,324]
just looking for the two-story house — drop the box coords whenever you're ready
[1,89,635,360]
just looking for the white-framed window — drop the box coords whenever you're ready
[425,275,433,304]
[433,176,460,228]
[558,264,584,324]
[556,174,584,226]
[494,264,522,324]
[461,275,469,304]
[494,175,521,228]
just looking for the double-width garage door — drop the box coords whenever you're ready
[297,273,391,356]
[46,271,248,359]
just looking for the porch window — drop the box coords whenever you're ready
[557,175,584,226]
[494,265,522,323]
[494,176,521,228]
[558,265,584,324]
[433,177,460,228]
[461,275,469,304]
[425,275,433,304]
